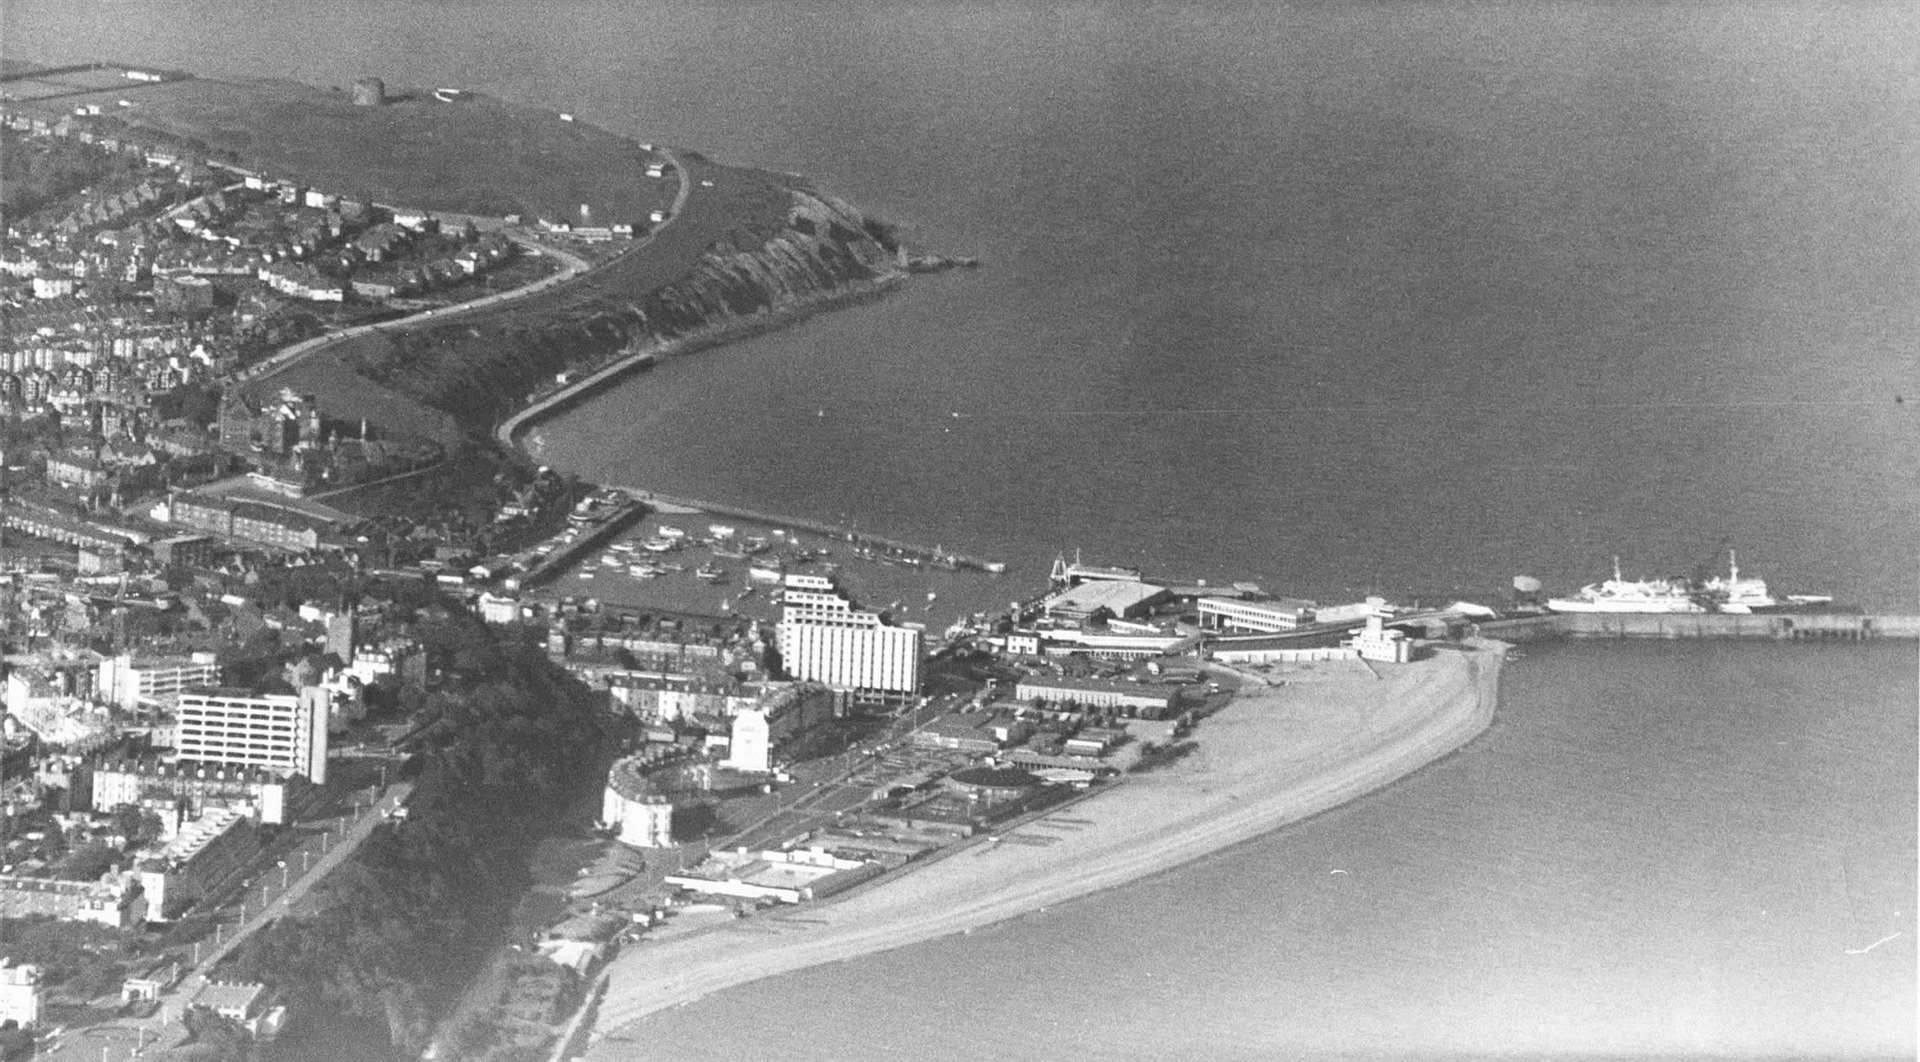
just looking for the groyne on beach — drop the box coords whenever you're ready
[583,640,1505,1049]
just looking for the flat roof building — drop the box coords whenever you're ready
[96,651,221,713]
[779,574,922,701]
[1041,580,1171,623]
[1014,675,1181,714]
[1197,596,1317,633]
[173,688,328,784]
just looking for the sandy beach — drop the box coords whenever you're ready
[582,640,1505,1048]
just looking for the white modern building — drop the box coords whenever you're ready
[173,689,329,784]
[0,959,41,1030]
[1197,596,1318,633]
[778,574,922,701]
[726,709,771,773]
[601,755,674,848]
[96,652,222,712]
[1348,612,1414,664]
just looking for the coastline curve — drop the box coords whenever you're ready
[584,640,1506,1048]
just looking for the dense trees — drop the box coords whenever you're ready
[228,606,609,1060]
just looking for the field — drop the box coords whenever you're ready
[19,74,678,223]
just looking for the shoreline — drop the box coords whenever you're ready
[496,271,907,452]
[583,640,1506,1049]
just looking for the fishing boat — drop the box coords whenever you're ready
[657,525,686,540]
[748,558,785,584]
[743,536,771,555]
[708,524,736,540]
[711,545,746,560]
[695,563,725,582]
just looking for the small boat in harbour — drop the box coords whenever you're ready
[696,562,725,582]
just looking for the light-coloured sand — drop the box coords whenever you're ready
[585,641,1504,1046]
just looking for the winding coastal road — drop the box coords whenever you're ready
[234,146,690,394]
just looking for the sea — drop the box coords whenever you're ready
[4,2,1914,1057]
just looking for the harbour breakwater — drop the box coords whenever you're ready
[603,485,1007,575]
[1480,611,1920,642]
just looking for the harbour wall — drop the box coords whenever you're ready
[1478,612,1920,642]
[513,502,650,590]
[610,486,1007,575]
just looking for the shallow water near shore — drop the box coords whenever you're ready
[623,640,1915,1060]
[6,2,1914,1057]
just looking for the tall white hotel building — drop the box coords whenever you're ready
[173,688,330,784]
[777,573,922,702]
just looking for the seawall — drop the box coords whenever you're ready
[498,273,905,447]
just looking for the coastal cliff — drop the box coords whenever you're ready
[347,185,912,435]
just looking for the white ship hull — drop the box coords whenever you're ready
[1545,596,1706,614]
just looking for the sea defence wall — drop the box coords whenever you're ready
[1480,611,1920,642]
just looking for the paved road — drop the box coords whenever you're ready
[236,147,688,395]
[38,785,413,1062]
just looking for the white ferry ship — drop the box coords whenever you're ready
[1551,551,1820,615]
[1546,558,1706,614]
[1696,550,1777,614]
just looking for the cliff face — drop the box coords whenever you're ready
[349,187,906,433]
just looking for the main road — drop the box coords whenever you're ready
[234,147,690,393]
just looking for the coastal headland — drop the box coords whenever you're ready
[3,64,960,512]
[584,640,1506,1049]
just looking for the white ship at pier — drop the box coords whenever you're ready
[1549,551,1814,615]
[1547,557,1706,614]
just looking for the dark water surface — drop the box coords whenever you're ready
[7,2,1914,1056]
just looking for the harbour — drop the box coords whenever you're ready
[607,486,1007,575]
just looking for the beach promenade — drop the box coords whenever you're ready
[584,640,1505,1050]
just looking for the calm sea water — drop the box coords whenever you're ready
[6,2,1914,1056]
[630,641,1917,1060]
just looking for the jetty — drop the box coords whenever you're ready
[513,501,649,590]
[1477,611,1920,642]
[611,486,1007,575]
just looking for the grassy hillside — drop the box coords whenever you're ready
[39,75,675,223]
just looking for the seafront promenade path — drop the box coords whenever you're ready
[37,784,413,1061]
[232,146,690,393]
